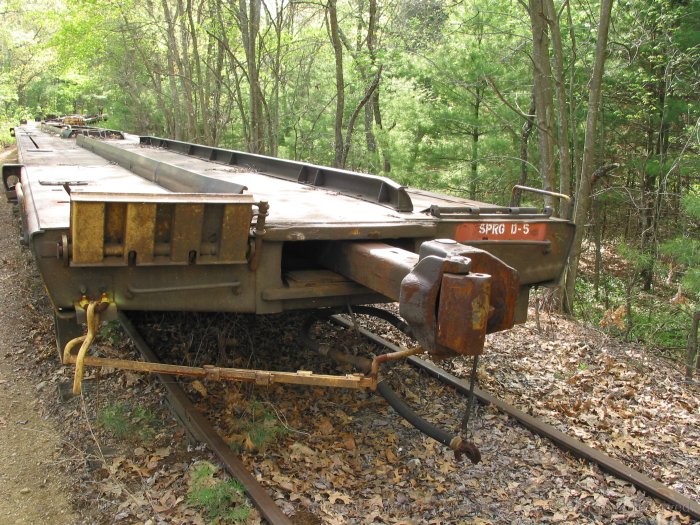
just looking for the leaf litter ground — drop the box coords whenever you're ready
[8,233,699,525]
[125,308,697,524]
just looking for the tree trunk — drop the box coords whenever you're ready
[528,0,557,209]
[327,0,345,168]
[160,0,184,140]
[687,311,700,380]
[185,0,209,143]
[544,0,573,218]
[512,91,537,206]
[563,0,615,314]
[340,69,382,168]
[566,0,581,189]
[238,0,265,153]
[175,0,198,140]
[593,198,602,300]
[364,0,378,156]
[470,88,481,201]
[469,16,484,201]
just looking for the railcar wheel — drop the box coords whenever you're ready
[53,310,83,362]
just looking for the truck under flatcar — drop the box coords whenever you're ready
[4,122,574,358]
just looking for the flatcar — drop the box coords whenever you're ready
[3,121,574,457]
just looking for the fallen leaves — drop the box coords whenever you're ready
[290,441,316,459]
[600,305,628,330]
[44,307,698,525]
[191,380,208,398]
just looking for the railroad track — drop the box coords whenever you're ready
[328,312,700,521]
[118,313,293,525]
[115,308,699,523]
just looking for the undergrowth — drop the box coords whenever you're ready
[0,128,12,149]
[187,461,250,523]
[574,244,697,362]
[99,320,128,347]
[97,402,158,442]
[229,401,289,453]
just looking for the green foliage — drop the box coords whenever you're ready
[575,274,693,356]
[681,193,700,220]
[233,402,289,452]
[661,237,699,268]
[187,462,250,523]
[0,118,14,148]
[97,402,158,442]
[99,320,126,347]
[660,193,700,295]
[616,242,654,276]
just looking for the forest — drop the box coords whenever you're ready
[0,0,698,364]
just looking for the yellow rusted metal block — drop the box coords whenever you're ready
[71,201,105,264]
[104,203,126,245]
[219,204,253,262]
[70,193,256,266]
[170,203,205,263]
[124,203,157,264]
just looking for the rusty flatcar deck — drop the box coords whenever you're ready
[12,128,165,231]
[5,122,574,354]
[14,126,500,240]
[15,126,443,229]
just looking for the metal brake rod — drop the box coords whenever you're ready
[62,353,375,390]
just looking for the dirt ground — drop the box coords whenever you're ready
[0,146,78,524]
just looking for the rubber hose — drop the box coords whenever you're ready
[345,305,411,335]
[376,380,454,448]
[302,308,452,446]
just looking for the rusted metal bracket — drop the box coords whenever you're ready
[248,200,269,270]
[400,251,493,358]
[510,184,572,204]
[412,239,520,335]
[62,295,110,395]
[369,346,424,377]
[427,204,552,219]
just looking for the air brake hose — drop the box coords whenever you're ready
[301,309,481,463]
[375,380,480,463]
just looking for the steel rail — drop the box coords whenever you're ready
[118,313,292,525]
[330,313,700,521]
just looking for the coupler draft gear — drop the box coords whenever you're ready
[318,239,520,358]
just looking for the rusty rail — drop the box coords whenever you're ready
[118,313,292,525]
[330,312,700,521]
